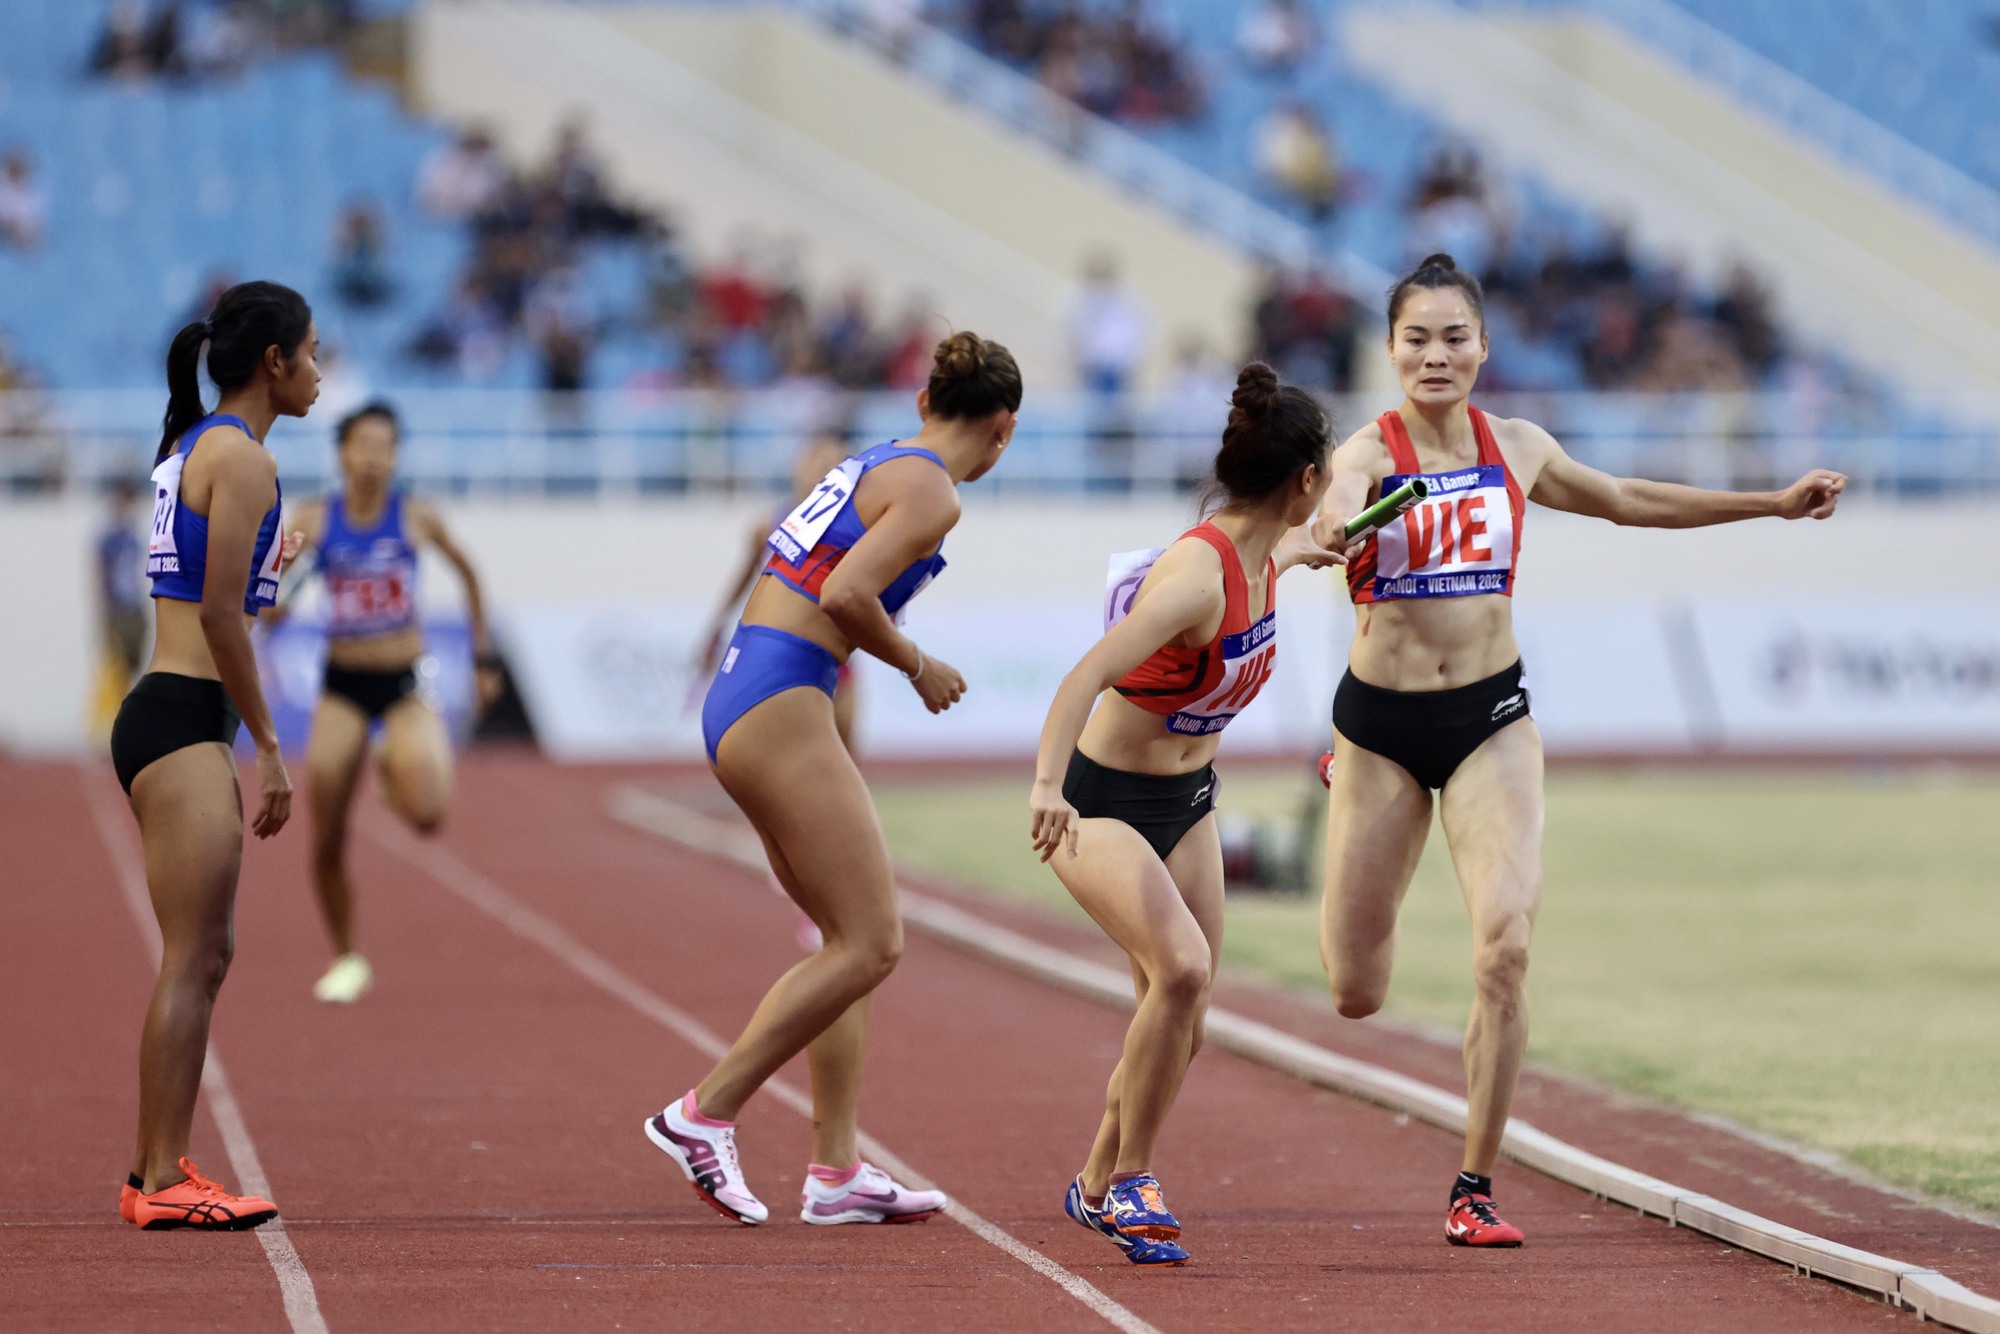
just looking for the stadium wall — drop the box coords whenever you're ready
[7,496,1997,762]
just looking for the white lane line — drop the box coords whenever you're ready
[609,786,2000,1334]
[361,816,1163,1334]
[80,768,330,1334]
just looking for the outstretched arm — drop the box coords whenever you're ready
[1028,541,1222,862]
[1528,423,1846,527]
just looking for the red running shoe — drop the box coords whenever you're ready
[133,1158,277,1231]
[119,1174,141,1225]
[1317,752,1336,788]
[1446,1192,1524,1247]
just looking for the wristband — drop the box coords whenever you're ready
[903,648,925,683]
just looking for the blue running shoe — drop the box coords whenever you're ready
[1105,1173,1181,1241]
[1064,1176,1189,1267]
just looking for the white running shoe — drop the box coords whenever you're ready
[313,953,373,1004]
[800,1161,946,1225]
[645,1093,768,1225]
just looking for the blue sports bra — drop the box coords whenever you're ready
[762,442,948,621]
[147,413,283,615]
[319,490,419,638]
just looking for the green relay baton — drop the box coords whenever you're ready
[1343,477,1429,541]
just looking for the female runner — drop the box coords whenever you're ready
[280,401,499,1004]
[110,280,319,1229]
[1029,364,1337,1266]
[645,332,1022,1227]
[1312,254,1846,1247]
[696,430,861,954]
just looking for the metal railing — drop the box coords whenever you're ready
[5,386,1994,498]
[1447,0,2000,246]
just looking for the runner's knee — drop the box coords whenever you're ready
[1153,943,1211,1009]
[1472,914,1532,1007]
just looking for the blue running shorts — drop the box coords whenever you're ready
[700,624,842,765]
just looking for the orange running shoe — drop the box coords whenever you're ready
[119,1173,141,1225]
[133,1158,277,1231]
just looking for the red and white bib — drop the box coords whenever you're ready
[1347,407,1524,603]
[1108,523,1277,737]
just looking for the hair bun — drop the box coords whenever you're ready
[1231,361,1279,418]
[932,331,985,382]
[1418,252,1457,272]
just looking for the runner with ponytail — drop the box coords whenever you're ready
[110,280,320,1230]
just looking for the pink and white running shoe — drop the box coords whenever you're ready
[645,1092,768,1225]
[800,1161,946,1225]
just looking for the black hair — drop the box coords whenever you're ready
[1386,252,1485,331]
[1202,362,1331,511]
[337,400,400,446]
[926,331,1023,420]
[158,280,313,462]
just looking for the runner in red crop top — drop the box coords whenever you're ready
[1026,364,1342,1267]
[1307,254,1849,1250]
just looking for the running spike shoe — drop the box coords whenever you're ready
[132,1159,277,1231]
[118,1173,141,1225]
[644,1093,768,1225]
[799,1161,945,1225]
[313,953,373,1004]
[1064,1176,1189,1266]
[1446,1191,1525,1247]
[1317,751,1336,788]
[1105,1173,1181,1241]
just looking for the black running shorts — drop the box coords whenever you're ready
[1061,749,1219,861]
[109,673,242,794]
[1332,661,1531,791]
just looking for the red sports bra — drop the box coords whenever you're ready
[1111,523,1278,737]
[1346,407,1525,604]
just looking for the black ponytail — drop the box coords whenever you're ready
[157,280,314,462]
[1200,362,1332,512]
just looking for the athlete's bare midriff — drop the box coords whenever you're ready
[324,624,424,672]
[740,575,854,660]
[146,597,248,681]
[1348,595,1521,691]
[1076,691,1222,777]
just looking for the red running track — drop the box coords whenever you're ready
[0,750,1954,1332]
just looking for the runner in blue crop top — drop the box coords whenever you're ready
[106,280,320,1228]
[272,400,498,1006]
[645,333,1021,1229]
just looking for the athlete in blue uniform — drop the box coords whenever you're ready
[644,332,1021,1229]
[275,402,497,1004]
[107,281,318,1231]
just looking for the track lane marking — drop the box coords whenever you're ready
[80,767,330,1334]
[608,785,2000,1334]
[362,815,1164,1334]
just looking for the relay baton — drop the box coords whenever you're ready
[1343,477,1429,541]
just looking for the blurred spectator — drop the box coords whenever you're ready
[0,150,47,252]
[1238,0,1318,73]
[1254,99,1340,222]
[525,264,595,393]
[541,117,644,238]
[1404,142,1502,276]
[96,478,150,687]
[141,2,191,79]
[1711,261,1782,381]
[184,1,260,77]
[1158,331,1234,485]
[1249,264,1358,392]
[409,274,507,382]
[941,0,1204,129]
[417,129,508,224]
[89,2,153,78]
[1066,251,1149,394]
[0,338,59,492]
[329,200,395,308]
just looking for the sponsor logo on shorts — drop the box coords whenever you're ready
[1491,691,1525,720]
[1191,781,1212,806]
[720,647,740,675]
